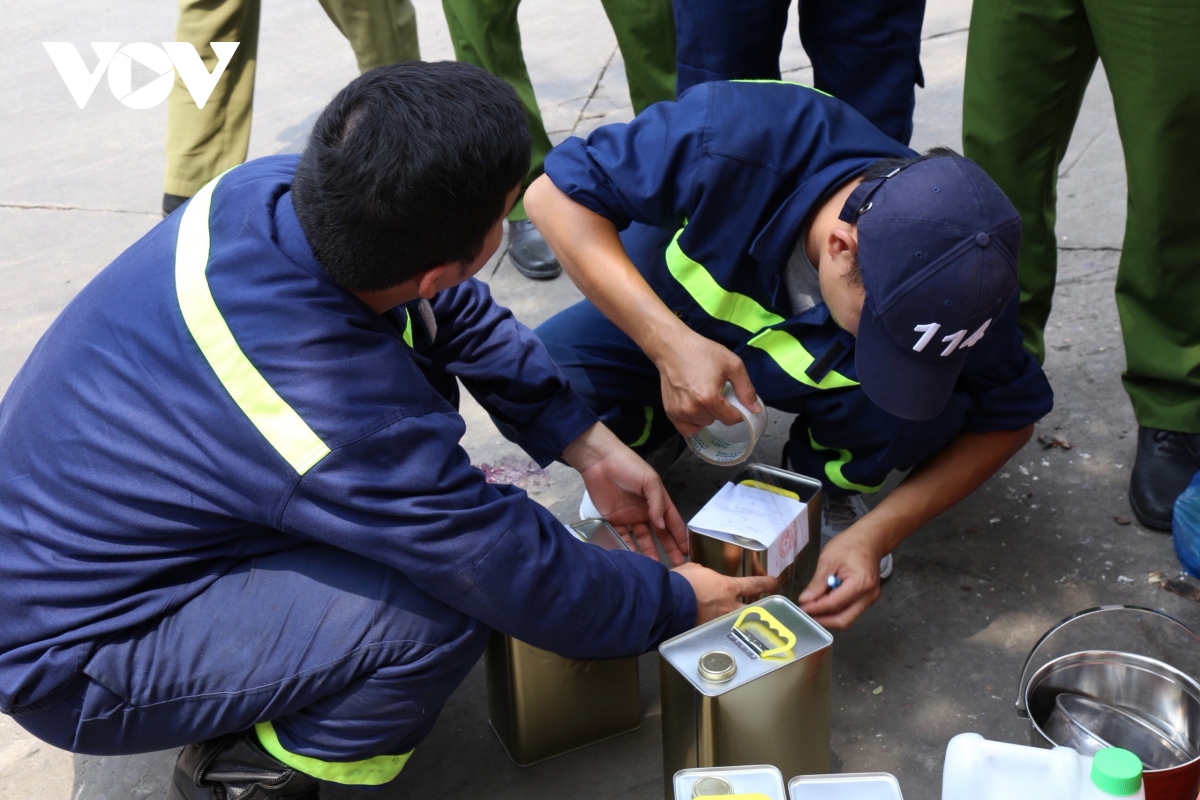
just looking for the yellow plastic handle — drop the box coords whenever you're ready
[737,479,800,501]
[734,605,797,659]
[695,794,771,800]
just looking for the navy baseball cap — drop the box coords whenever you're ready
[838,155,1021,421]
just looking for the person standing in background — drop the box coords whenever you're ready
[162,0,420,217]
[962,0,1200,532]
[441,0,676,280]
[671,0,926,145]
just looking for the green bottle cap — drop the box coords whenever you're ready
[1090,748,1143,796]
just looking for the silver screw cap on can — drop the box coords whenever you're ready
[698,650,737,683]
[691,776,735,798]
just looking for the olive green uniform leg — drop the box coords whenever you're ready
[164,0,418,200]
[164,0,261,198]
[441,0,675,220]
[1085,0,1200,432]
[598,0,676,112]
[964,0,1200,432]
[440,0,553,221]
[961,0,1097,366]
[317,0,421,71]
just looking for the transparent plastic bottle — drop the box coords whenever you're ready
[1173,470,1200,578]
[942,733,1145,800]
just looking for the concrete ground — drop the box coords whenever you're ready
[2,1,1197,798]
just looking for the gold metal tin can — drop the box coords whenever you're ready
[687,464,823,604]
[660,596,833,799]
[485,519,642,766]
[673,764,787,800]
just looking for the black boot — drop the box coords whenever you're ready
[163,193,190,217]
[1129,426,1200,531]
[507,219,562,279]
[167,730,320,800]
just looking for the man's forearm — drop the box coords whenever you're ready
[524,175,691,365]
[855,425,1035,556]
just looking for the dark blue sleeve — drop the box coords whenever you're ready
[543,85,713,231]
[957,298,1054,433]
[423,279,599,467]
[281,412,696,658]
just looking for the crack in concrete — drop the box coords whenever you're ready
[0,202,159,217]
[572,44,619,135]
[924,25,969,41]
[1059,245,1122,252]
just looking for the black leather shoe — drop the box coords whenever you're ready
[167,730,320,800]
[163,193,190,217]
[507,219,561,280]
[1129,426,1200,531]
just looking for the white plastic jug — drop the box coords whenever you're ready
[942,733,1146,800]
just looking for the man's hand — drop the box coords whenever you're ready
[564,422,688,565]
[673,562,778,624]
[797,526,883,630]
[655,329,761,437]
[792,424,1036,630]
[523,178,761,440]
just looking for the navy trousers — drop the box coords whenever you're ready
[13,544,487,771]
[673,0,927,145]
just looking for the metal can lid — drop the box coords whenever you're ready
[691,776,735,798]
[698,650,737,683]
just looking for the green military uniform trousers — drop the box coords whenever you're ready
[164,0,419,199]
[441,0,676,220]
[962,0,1200,433]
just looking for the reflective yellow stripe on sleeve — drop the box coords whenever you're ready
[255,722,411,786]
[175,172,331,475]
[664,229,858,390]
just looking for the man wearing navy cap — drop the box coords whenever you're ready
[526,80,1053,629]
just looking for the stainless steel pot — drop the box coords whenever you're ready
[1017,606,1200,800]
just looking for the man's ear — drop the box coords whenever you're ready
[827,225,858,264]
[416,265,451,299]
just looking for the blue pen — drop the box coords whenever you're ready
[827,574,842,591]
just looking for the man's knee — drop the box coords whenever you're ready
[373,568,489,664]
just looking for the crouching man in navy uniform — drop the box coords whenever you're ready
[526,80,1054,631]
[0,64,773,799]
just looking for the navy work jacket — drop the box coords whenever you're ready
[0,155,695,714]
[545,81,1053,495]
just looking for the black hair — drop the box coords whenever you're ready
[292,61,532,292]
[847,147,961,287]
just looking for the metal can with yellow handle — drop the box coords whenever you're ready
[659,596,833,800]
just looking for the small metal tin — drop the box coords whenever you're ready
[788,772,904,800]
[688,464,823,604]
[485,519,641,766]
[674,765,787,800]
[660,596,833,799]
